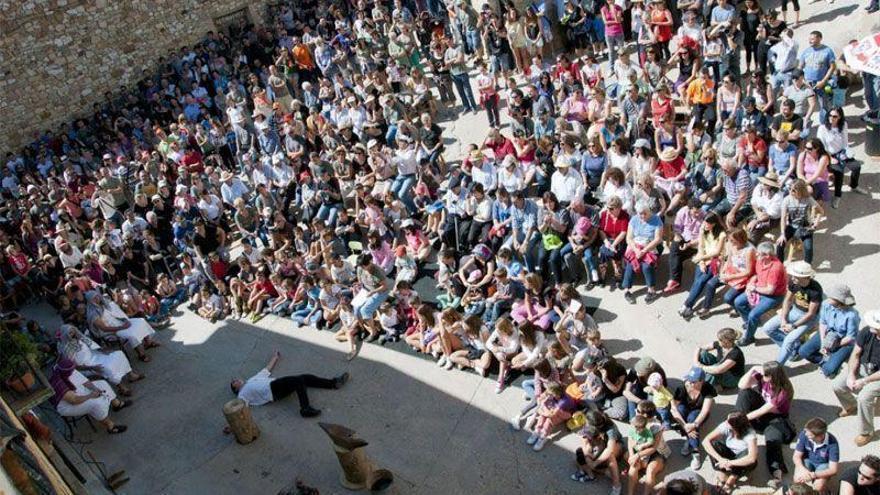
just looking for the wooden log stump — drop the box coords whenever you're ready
[318,422,393,491]
[223,399,259,444]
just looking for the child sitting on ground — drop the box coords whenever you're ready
[195,286,225,323]
[460,271,487,316]
[627,414,656,467]
[377,300,402,344]
[393,246,417,284]
[645,372,674,429]
[269,278,297,317]
[526,382,571,452]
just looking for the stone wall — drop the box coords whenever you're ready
[0,0,272,152]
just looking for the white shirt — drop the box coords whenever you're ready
[470,161,498,192]
[198,195,223,221]
[550,167,584,204]
[393,147,419,176]
[237,368,274,406]
[816,124,848,156]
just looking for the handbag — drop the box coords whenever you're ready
[542,232,564,250]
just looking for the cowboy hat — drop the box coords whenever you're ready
[826,284,855,306]
[659,147,679,162]
[786,260,815,278]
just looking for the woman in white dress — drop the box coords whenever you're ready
[86,291,159,362]
[57,324,143,396]
[50,359,130,434]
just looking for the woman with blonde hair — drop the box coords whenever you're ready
[777,179,823,263]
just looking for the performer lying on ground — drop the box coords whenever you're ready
[230,350,349,418]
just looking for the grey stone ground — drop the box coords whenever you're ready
[24,2,880,494]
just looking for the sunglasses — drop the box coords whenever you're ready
[858,470,877,481]
[805,146,815,151]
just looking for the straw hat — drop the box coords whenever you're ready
[786,260,815,278]
[758,169,781,188]
[659,147,679,162]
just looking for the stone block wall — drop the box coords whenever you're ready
[0,0,271,151]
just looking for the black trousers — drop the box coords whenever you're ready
[269,374,336,409]
[736,388,795,474]
[667,241,697,284]
[709,440,758,476]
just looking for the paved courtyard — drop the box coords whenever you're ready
[24,2,880,494]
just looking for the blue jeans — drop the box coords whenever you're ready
[538,243,570,284]
[762,307,818,364]
[605,33,625,68]
[292,307,322,326]
[675,404,704,450]
[734,292,783,341]
[316,203,340,227]
[798,333,854,377]
[482,299,511,325]
[684,266,721,310]
[390,173,417,214]
[159,288,188,316]
[451,73,478,112]
[385,124,398,146]
[622,261,656,290]
[465,28,481,55]
[582,248,598,276]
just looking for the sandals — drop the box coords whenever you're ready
[145,340,161,349]
[129,372,145,383]
[112,399,133,412]
[138,353,151,363]
[107,424,128,434]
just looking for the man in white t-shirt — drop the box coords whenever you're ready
[229,351,349,417]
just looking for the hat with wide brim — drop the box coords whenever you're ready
[865,310,880,329]
[826,283,855,306]
[758,170,781,188]
[659,147,679,162]
[786,260,815,278]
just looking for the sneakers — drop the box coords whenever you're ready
[610,484,622,495]
[334,372,350,389]
[526,433,539,445]
[300,406,322,418]
[644,291,660,304]
[444,359,455,370]
[571,471,595,483]
[767,469,783,489]
[690,453,703,470]
[680,442,692,457]
[437,356,448,367]
[624,291,636,304]
[737,336,755,347]
[476,366,488,377]
[851,186,869,195]
[832,197,841,209]
[678,306,694,319]
[510,414,522,431]
[532,437,547,451]
[495,382,504,394]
